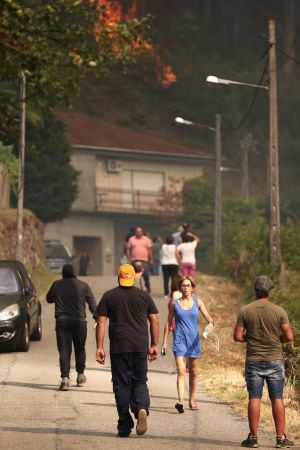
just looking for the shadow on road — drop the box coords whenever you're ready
[0,426,242,446]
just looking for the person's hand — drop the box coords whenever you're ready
[148,345,158,362]
[161,345,167,356]
[207,321,214,333]
[96,348,106,364]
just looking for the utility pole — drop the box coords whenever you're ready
[268,19,281,262]
[214,113,222,259]
[16,72,26,261]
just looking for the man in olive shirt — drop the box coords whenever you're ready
[95,264,159,438]
[233,275,294,449]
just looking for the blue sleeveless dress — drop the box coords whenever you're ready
[173,297,200,358]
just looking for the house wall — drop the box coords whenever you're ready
[71,151,203,211]
[95,157,203,191]
[45,213,114,275]
[45,148,207,275]
[72,152,96,211]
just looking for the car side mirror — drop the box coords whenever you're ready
[22,287,30,295]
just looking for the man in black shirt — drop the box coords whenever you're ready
[47,264,97,391]
[95,263,159,438]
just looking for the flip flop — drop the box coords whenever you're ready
[175,403,184,413]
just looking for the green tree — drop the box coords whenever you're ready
[0,141,18,189]
[22,113,78,222]
[0,0,150,139]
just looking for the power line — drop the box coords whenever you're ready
[226,58,269,132]
[276,44,300,65]
[278,25,300,70]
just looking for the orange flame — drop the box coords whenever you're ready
[95,0,176,88]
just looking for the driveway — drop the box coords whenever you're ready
[0,275,278,449]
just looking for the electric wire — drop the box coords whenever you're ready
[276,44,300,65]
[277,25,300,70]
[226,58,269,132]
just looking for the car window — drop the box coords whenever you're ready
[45,244,71,259]
[0,268,19,294]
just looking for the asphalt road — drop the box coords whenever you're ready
[0,275,280,449]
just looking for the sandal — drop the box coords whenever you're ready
[175,403,184,413]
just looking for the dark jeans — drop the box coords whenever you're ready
[161,264,179,296]
[132,260,150,290]
[110,352,150,435]
[55,318,87,378]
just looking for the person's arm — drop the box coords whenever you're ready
[233,325,246,342]
[148,313,159,361]
[126,238,131,261]
[161,303,175,352]
[85,285,98,319]
[175,247,182,264]
[198,299,213,325]
[95,315,107,364]
[148,245,153,266]
[280,323,293,343]
[46,283,56,303]
[188,231,200,244]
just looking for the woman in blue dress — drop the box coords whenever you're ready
[162,276,214,413]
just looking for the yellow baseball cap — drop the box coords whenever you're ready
[118,264,135,287]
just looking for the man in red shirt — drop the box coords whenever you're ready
[126,227,153,293]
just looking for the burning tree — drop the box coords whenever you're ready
[0,0,176,140]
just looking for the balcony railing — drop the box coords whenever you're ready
[95,187,165,214]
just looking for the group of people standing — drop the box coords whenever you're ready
[123,223,200,299]
[46,256,294,447]
[160,224,200,299]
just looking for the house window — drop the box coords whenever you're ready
[122,170,164,192]
[122,170,164,209]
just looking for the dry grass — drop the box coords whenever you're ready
[31,267,60,300]
[196,274,300,443]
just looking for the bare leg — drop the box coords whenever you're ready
[271,398,285,437]
[188,358,198,408]
[175,356,186,404]
[248,398,261,436]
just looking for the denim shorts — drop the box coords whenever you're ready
[245,360,285,399]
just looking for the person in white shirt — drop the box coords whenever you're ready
[176,231,200,279]
[160,236,180,299]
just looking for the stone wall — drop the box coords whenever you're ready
[0,208,44,271]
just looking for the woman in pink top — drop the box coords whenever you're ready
[176,231,200,279]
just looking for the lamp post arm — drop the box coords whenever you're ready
[206,75,268,90]
[175,116,215,131]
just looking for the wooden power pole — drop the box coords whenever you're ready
[214,113,222,259]
[268,19,281,262]
[16,72,26,261]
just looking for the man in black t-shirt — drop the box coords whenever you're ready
[95,263,159,438]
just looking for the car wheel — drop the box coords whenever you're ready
[18,320,30,352]
[30,313,42,341]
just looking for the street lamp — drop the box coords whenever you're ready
[174,115,222,259]
[205,19,280,265]
[206,75,268,90]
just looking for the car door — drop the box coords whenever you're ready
[18,264,38,334]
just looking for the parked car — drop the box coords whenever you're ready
[45,240,73,272]
[0,260,42,352]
